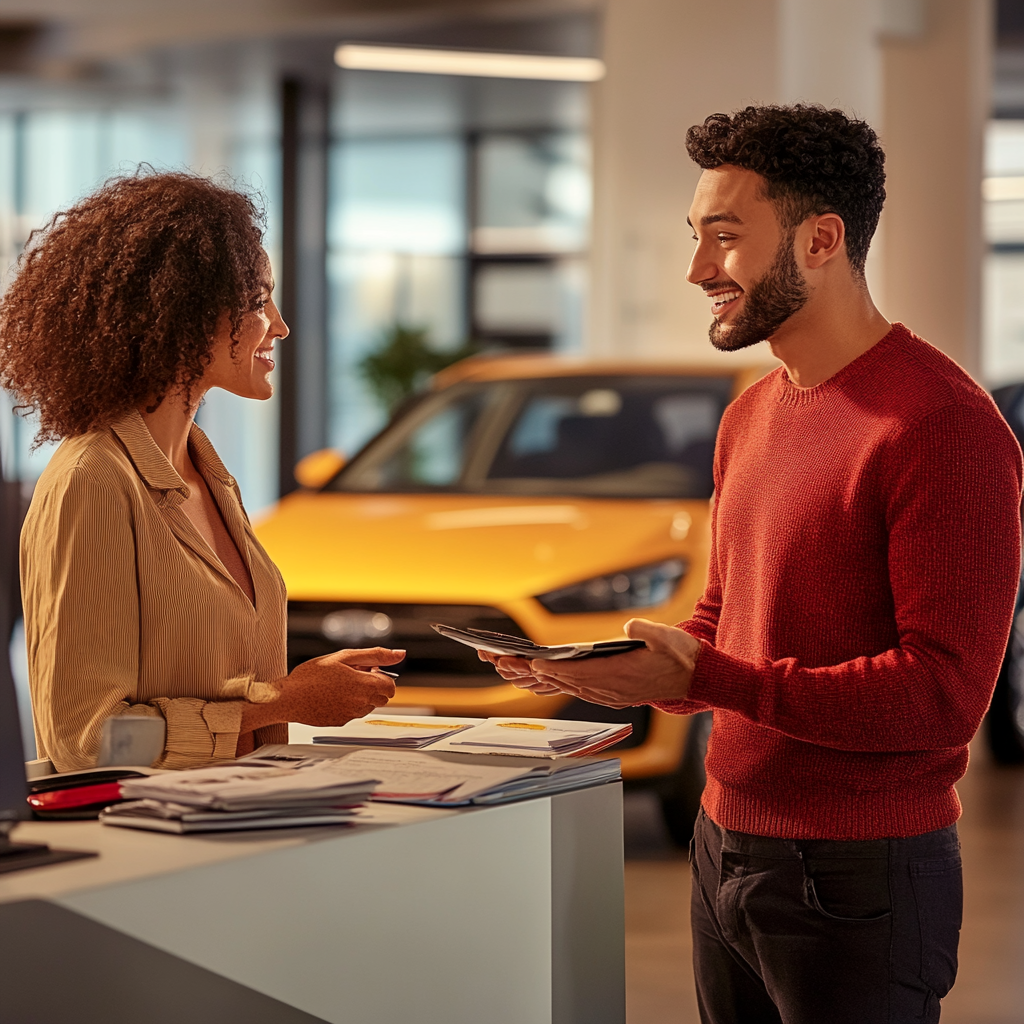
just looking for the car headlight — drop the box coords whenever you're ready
[535,558,687,614]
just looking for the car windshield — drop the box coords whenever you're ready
[329,375,733,499]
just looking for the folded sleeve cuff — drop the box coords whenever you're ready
[220,674,281,704]
[148,697,245,769]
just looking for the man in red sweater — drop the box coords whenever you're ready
[484,105,1023,1022]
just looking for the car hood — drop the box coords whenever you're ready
[254,492,701,604]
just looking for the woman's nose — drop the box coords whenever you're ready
[268,299,289,340]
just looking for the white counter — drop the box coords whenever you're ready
[0,783,625,1024]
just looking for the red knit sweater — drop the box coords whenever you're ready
[657,324,1023,840]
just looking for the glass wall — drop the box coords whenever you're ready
[327,69,591,456]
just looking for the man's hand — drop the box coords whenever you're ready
[477,619,700,708]
[240,647,404,733]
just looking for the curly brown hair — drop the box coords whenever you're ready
[686,105,885,275]
[0,169,267,443]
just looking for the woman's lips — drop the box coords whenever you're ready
[255,348,275,370]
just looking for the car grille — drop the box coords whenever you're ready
[287,601,529,684]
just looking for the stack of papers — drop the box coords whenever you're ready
[431,623,646,661]
[312,715,480,749]
[312,714,632,759]
[431,718,633,757]
[249,745,622,808]
[99,761,380,834]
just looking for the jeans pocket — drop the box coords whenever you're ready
[803,855,892,922]
[910,856,962,998]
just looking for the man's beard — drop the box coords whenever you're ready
[708,235,809,352]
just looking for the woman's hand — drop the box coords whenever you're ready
[240,647,404,733]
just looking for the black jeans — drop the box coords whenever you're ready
[689,808,963,1024]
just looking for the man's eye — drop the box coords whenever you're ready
[717,234,735,243]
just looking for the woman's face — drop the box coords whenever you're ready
[203,261,288,402]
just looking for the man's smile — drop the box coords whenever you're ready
[704,284,744,318]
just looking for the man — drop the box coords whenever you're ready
[484,105,1023,1023]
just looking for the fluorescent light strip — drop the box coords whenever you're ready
[984,176,1024,202]
[335,44,605,82]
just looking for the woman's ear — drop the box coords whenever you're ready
[803,212,846,270]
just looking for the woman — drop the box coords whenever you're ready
[0,171,402,772]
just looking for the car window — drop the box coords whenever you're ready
[331,375,732,498]
[332,386,496,492]
[484,378,729,498]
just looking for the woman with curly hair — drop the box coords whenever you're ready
[2,170,401,772]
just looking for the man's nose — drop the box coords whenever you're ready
[686,242,718,286]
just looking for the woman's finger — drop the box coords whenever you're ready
[336,647,407,667]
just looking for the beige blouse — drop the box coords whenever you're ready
[21,409,289,772]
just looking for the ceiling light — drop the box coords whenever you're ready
[334,44,605,82]
[983,176,1024,202]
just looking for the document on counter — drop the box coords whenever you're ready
[308,714,631,758]
[249,745,623,807]
[325,749,529,802]
[99,760,381,833]
[115,761,379,811]
[427,717,632,757]
[311,714,484,749]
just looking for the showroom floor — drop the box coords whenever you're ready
[622,741,1024,1023]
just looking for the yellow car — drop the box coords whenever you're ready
[255,355,765,843]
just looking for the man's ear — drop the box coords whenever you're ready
[802,212,846,270]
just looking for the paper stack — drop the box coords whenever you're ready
[99,760,380,834]
[434,717,632,757]
[248,746,623,808]
[312,715,632,758]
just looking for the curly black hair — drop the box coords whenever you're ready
[0,168,267,443]
[686,104,885,275]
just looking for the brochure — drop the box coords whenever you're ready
[310,714,632,758]
[310,714,482,750]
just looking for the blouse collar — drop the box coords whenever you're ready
[109,409,237,503]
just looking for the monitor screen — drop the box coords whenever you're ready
[0,471,26,827]
[0,642,26,826]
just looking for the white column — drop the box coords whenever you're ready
[589,0,991,374]
[880,0,992,375]
[588,0,782,363]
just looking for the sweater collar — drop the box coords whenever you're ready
[109,409,236,503]
[775,322,910,406]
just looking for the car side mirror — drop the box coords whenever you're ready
[294,449,346,490]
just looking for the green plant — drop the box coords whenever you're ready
[359,324,476,412]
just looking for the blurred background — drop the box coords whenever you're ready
[0,1,1023,1022]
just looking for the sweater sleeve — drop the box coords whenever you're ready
[680,404,1023,752]
[22,467,250,772]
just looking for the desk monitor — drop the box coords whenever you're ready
[0,635,28,835]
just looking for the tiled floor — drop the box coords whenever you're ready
[622,743,1024,1023]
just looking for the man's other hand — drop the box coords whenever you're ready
[477,618,700,708]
